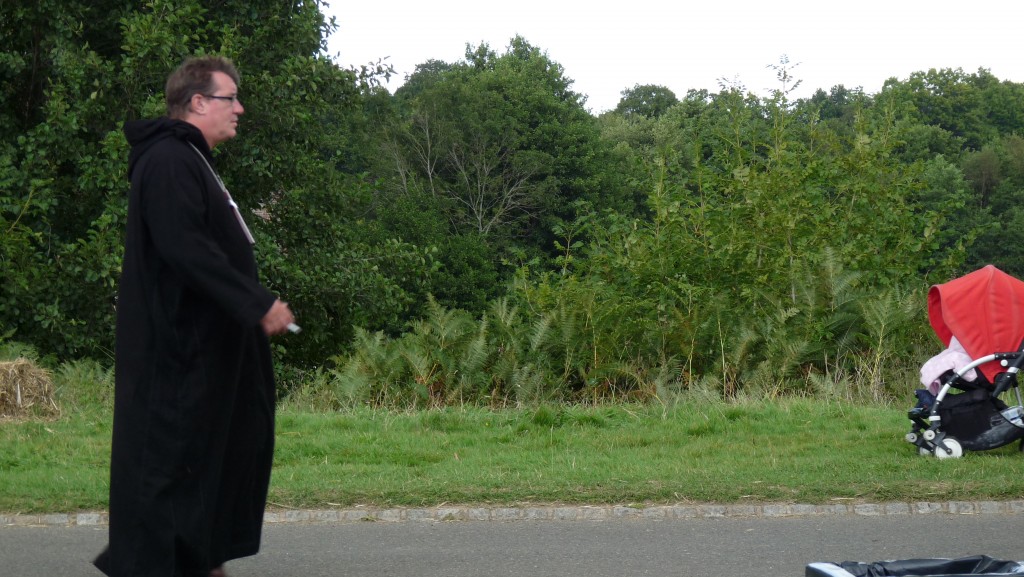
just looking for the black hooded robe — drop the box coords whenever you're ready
[94,118,278,577]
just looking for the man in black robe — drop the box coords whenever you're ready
[94,56,295,577]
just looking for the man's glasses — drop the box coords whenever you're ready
[203,94,239,103]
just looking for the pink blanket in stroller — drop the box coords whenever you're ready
[920,336,977,394]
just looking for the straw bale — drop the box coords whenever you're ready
[0,358,59,418]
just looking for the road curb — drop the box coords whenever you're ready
[4,500,1024,528]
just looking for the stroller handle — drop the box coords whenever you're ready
[928,339,1024,420]
[1010,338,1024,370]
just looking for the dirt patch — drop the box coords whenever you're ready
[0,358,59,419]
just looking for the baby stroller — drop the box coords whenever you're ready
[906,265,1024,458]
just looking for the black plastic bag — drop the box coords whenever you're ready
[807,555,1024,577]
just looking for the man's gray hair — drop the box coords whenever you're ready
[165,56,240,119]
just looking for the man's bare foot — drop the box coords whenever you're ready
[209,566,226,577]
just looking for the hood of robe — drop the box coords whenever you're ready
[123,117,212,182]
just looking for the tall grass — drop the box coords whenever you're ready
[313,254,934,410]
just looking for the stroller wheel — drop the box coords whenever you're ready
[905,432,919,443]
[918,446,932,457]
[935,438,963,459]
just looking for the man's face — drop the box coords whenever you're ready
[195,71,245,148]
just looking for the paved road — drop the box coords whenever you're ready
[3,511,1022,577]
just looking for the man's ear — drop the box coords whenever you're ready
[189,93,206,115]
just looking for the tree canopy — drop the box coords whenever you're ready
[4,2,1024,402]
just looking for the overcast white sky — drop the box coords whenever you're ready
[324,1,1022,114]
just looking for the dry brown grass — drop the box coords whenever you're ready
[0,358,59,419]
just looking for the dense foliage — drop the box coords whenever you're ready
[4,4,1024,405]
[1,0,428,367]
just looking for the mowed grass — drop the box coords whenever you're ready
[3,399,1024,514]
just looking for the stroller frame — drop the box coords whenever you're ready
[907,340,1024,458]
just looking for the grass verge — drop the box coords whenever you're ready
[2,399,1023,514]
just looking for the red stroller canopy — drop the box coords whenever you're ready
[928,265,1024,381]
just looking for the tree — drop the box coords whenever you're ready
[881,68,997,152]
[962,135,1024,276]
[975,70,1024,138]
[372,36,627,315]
[2,0,137,357]
[0,0,421,370]
[614,84,679,118]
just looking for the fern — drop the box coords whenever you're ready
[455,317,491,399]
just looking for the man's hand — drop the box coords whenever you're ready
[261,299,295,336]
